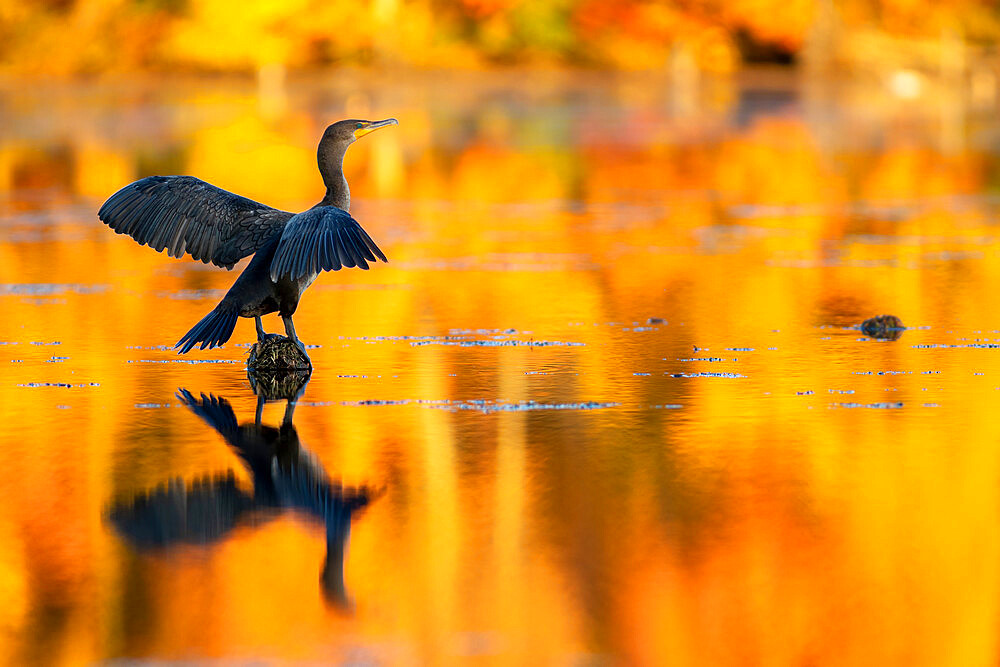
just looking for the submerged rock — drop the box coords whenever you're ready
[861,314,904,340]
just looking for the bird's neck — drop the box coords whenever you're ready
[318,142,351,211]
[320,172,350,211]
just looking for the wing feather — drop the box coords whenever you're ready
[335,227,357,269]
[323,230,342,271]
[99,175,293,268]
[269,206,387,281]
[343,228,370,270]
[356,226,388,262]
[353,229,377,263]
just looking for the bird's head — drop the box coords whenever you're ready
[321,118,398,148]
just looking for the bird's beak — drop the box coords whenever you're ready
[354,118,398,139]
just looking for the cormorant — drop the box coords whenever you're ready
[98,118,397,359]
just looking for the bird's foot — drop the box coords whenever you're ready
[259,333,283,343]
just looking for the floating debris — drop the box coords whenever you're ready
[831,402,905,409]
[430,400,618,414]
[410,339,583,347]
[647,317,666,324]
[861,315,905,340]
[856,370,909,375]
[128,359,241,364]
[345,399,410,406]
[913,343,1000,349]
[448,328,518,336]
[339,398,619,413]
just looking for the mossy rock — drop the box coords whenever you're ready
[860,314,904,340]
[247,336,311,372]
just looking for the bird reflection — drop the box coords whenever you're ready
[107,388,378,610]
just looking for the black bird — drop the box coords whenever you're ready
[98,118,397,358]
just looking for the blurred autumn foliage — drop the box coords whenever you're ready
[1,0,999,75]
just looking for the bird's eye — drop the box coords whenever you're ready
[355,122,363,129]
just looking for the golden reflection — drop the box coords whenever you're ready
[3,77,1000,663]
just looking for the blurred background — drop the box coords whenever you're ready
[1,0,999,79]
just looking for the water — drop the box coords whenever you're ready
[2,71,1000,665]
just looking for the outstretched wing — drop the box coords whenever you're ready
[176,389,241,445]
[269,206,388,281]
[99,175,294,269]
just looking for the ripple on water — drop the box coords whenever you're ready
[0,283,107,296]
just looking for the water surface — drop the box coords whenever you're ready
[2,71,1000,665]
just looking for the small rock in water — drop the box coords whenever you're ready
[861,314,905,340]
[247,336,311,371]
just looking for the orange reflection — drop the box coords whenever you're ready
[1,76,1000,664]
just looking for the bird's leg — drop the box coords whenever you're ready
[256,316,282,343]
[255,394,265,426]
[282,316,309,357]
[282,399,297,426]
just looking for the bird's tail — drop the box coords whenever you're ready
[175,303,240,354]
